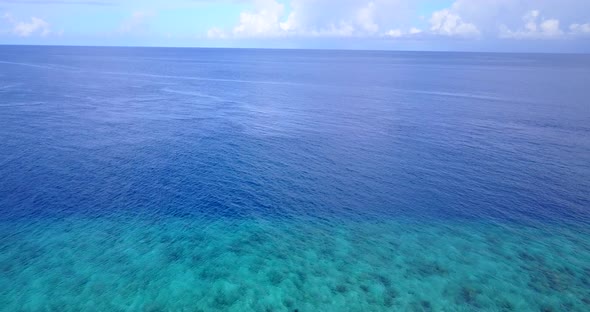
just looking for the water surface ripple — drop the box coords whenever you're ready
[1,47,590,311]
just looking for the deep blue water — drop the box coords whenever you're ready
[1,46,590,311]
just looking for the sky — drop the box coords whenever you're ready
[1,0,590,52]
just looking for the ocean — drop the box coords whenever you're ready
[1,46,589,311]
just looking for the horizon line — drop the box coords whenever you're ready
[1,43,589,55]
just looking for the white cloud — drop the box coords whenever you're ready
[409,27,422,35]
[210,0,417,39]
[120,10,156,33]
[384,27,421,38]
[524,10,540,32]
[2,13,51,37]
[15,17,51,37]
[232,0,285,37]
[287,0,416,37]
[206,0,590,42]
[356,1,379,33]
[570,23,590,35]
[429,9,479,37]
[385,29,402,38]
[207,27,227,39]
[446,0,590,39]
[499,10,563,39]
[540,19,561,36]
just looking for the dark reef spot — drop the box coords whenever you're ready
[335,284,348,293]
[246,232,266,245]
[529,266,571,293]
[227,244,241,254]
[560,302,574,310]
[486,235,500,245]
[275,252,288,260]
[413,261,449,277]
[199,268,228,280]
[420,300,433,311]
[167,249,183,262]
[267,270,283,285]
[383,290,398,307]
[459,286,481,306]
[408,300,433,312]
[385,287,399,299]
[580,275,590,287]
[1,263,14,275]
[540,304,555,312]
[518,250,544,264]
[283,298,294,308]
[159,234,172,244]
[191,253,203,264]
[388,240,400,249]
[319,247,335,258]
[295,270,307,284]
[499,299,514,311]
[557,266,575,276]
[383,296,394,307]
[73,276,90,290]
[372,273,392,287]
[213,291,237,309]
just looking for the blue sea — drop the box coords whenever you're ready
[1,46,590,311]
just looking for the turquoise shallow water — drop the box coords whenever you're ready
[2,214,589,311]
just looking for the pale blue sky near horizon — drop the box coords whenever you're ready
[1,0,590,52]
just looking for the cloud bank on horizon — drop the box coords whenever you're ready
[1,0,590,52]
